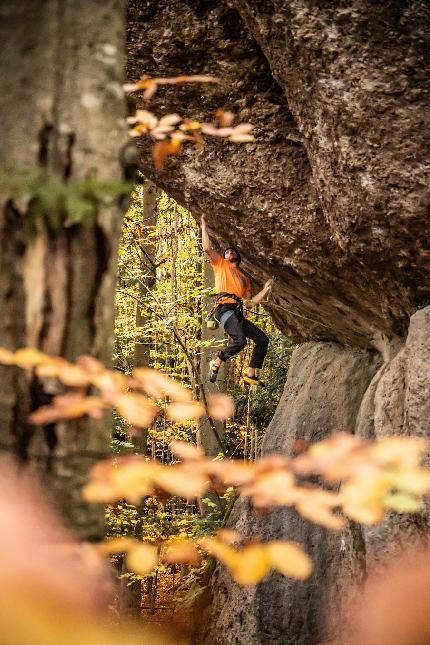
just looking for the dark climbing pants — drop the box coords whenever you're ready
[218,313,269,369]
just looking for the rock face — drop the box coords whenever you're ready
[126,2,430,642]
[201,307,430,644]
[127,0,430,346]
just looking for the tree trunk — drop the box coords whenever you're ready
[0,0,126,540]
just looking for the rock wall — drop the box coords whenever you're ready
[200,306,430,644]
[127,0,430,346]
[125,2,430,641]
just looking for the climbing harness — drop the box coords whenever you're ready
[206,292,244,330]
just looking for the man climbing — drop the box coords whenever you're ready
[201,215,273,386]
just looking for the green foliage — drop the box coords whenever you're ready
[0,164,131,232]
[111,180,292,605]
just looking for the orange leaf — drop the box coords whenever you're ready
[166,401,205,421]
[155,466,208,499]
[206,393,235,420]
[97,537,138,554]
[216,109,234,127]
[126,543,158,576]
[152,138,182,171]
[0,347,14,365]
[29,394,105,425]
[132,368,192,401]
[112,393,159,427]
[162,540,200,564]
[169,441,204,461]
[13,348,49,368]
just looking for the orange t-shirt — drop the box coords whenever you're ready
[210,253,251,304]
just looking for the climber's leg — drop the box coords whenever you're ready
[241,318,269,385]
[209,313,246,383]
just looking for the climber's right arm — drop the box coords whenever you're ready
[201,215,220,262]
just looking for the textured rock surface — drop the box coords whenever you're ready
[125,3,430,641]
[127,0,430,346]
[201,342,380,645]
[201,308,430,644]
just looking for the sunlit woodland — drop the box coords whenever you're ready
[0,1,429,644]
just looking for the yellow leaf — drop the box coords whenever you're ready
[158,114,182,128]
[217,529,240,545]
[243,470,296,507]
[112,461,156,501]
[155,466,208,499]
[82,481,119,503]
[295,489,345,530]
[37,361,92,387]
[200,538,270,585]
[206,393,235,420]
[97,537,138,554]
[162,540,200,564]
[390,470,430,495]
[112,393,158,427]
[166,401,205,421]
[371,437,428,469]
[14,348,49,368]
[127,543,158,576]
[169,440,204,461]
[267,541,312,580]
[132,368,192,401]
[383,492,422,513]
[0,347,14,365]
[229,133,255,143]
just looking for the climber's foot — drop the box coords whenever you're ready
[209,359,220,383]
[243,371,265,387]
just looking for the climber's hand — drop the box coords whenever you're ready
[265,278,274,291]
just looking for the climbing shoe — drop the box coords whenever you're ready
[243,371,265,387]
[209,360,220,383]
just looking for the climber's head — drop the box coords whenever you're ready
[224,246,241,265]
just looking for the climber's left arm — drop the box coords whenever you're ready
[250,278,274,304]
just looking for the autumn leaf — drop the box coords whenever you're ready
[0,348,14,365]
[13,348,49,368]
[169,440,204,461]
[166,401,205,421]
[154,466,208,498]
[29,394,105,425]
[97,537,138,554]
[76,355,104,375]
[199,537,311,585]
[132,367,192,401]
[266,541,312,580]
[295,489,345,530]
[229,133,255,143]
[216,109,234,127]
[383,492,422,513]
[152,137,182,171]
[242,470,296,507]
[162,540,200,564]
[371,436,428,469]
[123,74,219,99]
[206,393,235,420]
[111,392,159,427]
[127,543,158,576]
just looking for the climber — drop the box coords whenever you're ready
[201,215,273,386]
